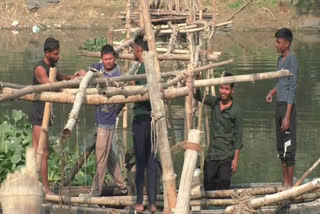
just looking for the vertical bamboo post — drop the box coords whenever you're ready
[107,26,114,45]
[140,1,176,210]
[173,129,201,214]
[139,1,145,28]
[123,0,131,129]
[175,0,180,11]
[212,0,216,23]
[143,51,177,211]
[36,67,57,174]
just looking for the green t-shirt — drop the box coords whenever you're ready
[133,63,151,116]
[195,89,243,160]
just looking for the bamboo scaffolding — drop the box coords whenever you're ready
[36,67,57,174]
[0,58,232,101]
[226,178,320,213]
[63,70,98,137]
[3,70,291,105]
[174,129,201,214]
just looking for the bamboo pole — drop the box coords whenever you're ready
[0,82,25,89]
[125,0,131,40]
[63,70,98,137]
[143,50,177,211]
[5,70,292,105]
[36,67,57,174]
[44,190,320,208]
[79,50,220,61]
[228,0,253,21]
[174,129,201,214]
[64,138,96,186]
[226,178,320,213]
[140,0,178,209]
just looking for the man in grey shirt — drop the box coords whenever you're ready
[266,28,299,187]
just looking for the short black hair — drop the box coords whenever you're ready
[275,28,293,46]
[134,34,149,51]
[101,44,116,57]
[44,38,59,52]
[222,72,235,88]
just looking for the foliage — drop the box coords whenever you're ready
[0,110,32,183]
[228,0,277,9]
[80,36,108,52]
[0,110,112,186]
[294,0,320,15]
[48,137,98,186]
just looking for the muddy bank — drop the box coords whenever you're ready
[0,0,320,32]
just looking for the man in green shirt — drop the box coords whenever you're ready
[194,72,243,190]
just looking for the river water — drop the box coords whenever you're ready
[0,30,319,185]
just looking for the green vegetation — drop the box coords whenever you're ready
[80,36,108,52]
[0,110,32,182]
[228,0,277,9]
[0,110,111,186]
[293,0,320,15]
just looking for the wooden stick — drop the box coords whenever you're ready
[63,70,98,137]
[64,137,96,186]
[36,67,57,174]
[0,82,25,89]
[228,0,253,21]
[174,129,201,214]
[226,178,320,213]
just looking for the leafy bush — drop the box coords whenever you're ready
[80,36,108,51]
[0,110,112,186]
[0,110,32,182]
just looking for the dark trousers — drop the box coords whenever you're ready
[203,157,233,191]
[276,102,297,166]
[133,115,157,205]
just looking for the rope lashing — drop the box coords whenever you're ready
[150,111,165,157]
[230,189,257,214]
[171,141,204,155]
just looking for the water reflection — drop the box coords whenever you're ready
[0,30,319,184]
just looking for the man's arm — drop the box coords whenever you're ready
[232,108,243,174]
[35,66,51,84]
[282,58,299,131]
[194,88,217,107]
[56,69,87,81]
[266,87,277,103]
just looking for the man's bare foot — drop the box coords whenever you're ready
[44,187,55,195]
[135,204,144,212]
[149,204,157,213]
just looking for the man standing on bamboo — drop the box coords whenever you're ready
[266,28,299,187]
[29,37,85,194]
[132,34,157,213]
[86,44,128,197]
[194,72,243,190]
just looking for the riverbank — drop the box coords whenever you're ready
[1,0,319,31]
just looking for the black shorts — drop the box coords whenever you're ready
[275,102,297,166]
[28,101,52,126]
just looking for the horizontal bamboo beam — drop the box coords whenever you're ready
[4,70,291,105]
[0,59,233,102]
[78,51,220,61]
[44,190,320,207]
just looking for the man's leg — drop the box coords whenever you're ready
[32,125,52,194]
[133,116,147,211]
[216,157,232,190]
[144,116,157,207]
[203,159,219,191]
[107,149,127,191]
[276,103,287,186]
[91,128,113,196]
